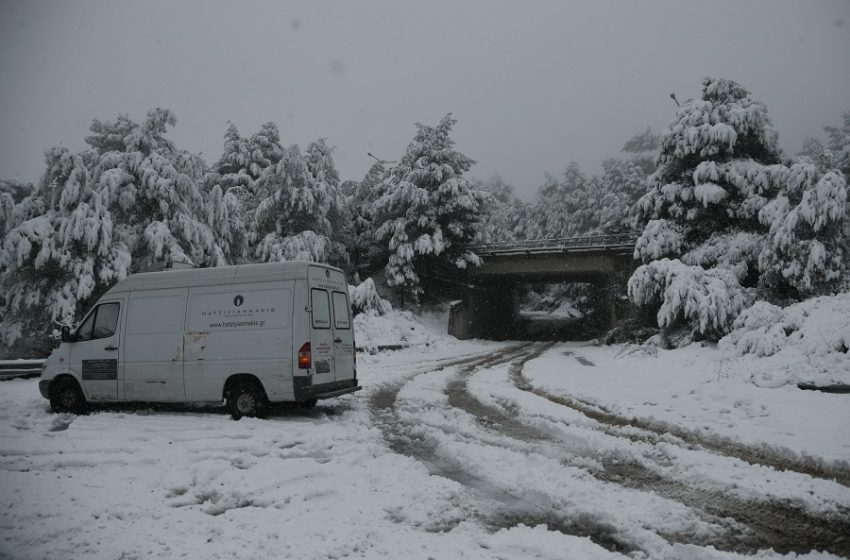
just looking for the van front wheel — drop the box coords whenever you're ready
[50,378,86,414]
[229,382,268,420]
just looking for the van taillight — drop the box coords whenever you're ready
[298,342,311,369]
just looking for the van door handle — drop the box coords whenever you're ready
[104,345,118,351]
[334,338,342,343]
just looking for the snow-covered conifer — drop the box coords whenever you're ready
[630,78,849,338]
[634,77,782,278]
[247,122,283,180]
[205,184,246,263]
[758,168,847,294]
[374,114,485,300]
[214,122,252,191]
[253,146,345,265]
[476,175,529,243]
[91,110,226,269]
[0,148,129,356]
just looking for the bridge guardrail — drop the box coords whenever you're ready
[471,233,638,255]
[0,360,44,380]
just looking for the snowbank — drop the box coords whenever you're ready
[349,277,392,316]
[720,293,850,386]
[348,277,456,353]
[354,307,452,354]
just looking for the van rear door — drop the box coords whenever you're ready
[330,290,355,381]
[308,287,335,386]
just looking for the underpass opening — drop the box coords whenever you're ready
[447,236,638,341]
[456,272,625,341]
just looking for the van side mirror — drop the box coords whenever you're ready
[61,325,73,343]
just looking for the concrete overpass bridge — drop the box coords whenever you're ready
[447,233,638,340]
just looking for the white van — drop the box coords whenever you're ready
[38,262,360,419]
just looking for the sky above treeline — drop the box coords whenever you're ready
[1,0,849,200]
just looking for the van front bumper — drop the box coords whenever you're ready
[293,377,361,401]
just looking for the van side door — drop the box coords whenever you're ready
[69,298,125,402]
[330,290,355,382]
[123,289,188,402]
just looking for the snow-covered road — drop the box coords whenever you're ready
[2,341,849,559]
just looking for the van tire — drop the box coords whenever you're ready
[228,381,268,420]
[50,378,86,414]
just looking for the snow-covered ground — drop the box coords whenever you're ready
[2,312,849,559]
[522,343,850,464]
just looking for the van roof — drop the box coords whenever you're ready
[104,261,343,295]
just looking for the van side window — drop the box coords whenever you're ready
[311,289,330,329]
[332,291,350,330]
[77,302,120,341]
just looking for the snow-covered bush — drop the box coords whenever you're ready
[628,259,755,340]
[720,294,850,385]
[348,278,392,316]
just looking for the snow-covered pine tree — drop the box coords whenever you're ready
[304,138,349,264]
[247,122,284,181]
[757,165,847,295]
[0,180,34,204]
[90,109,227,270]
[374,114,485,301]
[214,121,252,192]
[823,112,850,180]
[533,162,590,239]
[629,78,781,337]
[253,145,346,265]
[341,162,390,277]
[0,192,15,235]
[0,147,129,357]
[593,128,660,234]
[634,78,782,280]
[476,175,529,243]
[204,184,247,263]
[1,109,246,357]
[630,78,849,339]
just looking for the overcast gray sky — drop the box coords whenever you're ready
[1,0,849,199]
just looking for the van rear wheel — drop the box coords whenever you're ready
[50,378,86,414]
[229,381,268,420]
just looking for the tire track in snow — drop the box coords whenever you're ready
[512,350,850,487]
[368,343,642,554]
[445,347,850,556]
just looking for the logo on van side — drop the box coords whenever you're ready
[233,295,244,307]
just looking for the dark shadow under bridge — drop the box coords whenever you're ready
[447,233,638,340]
